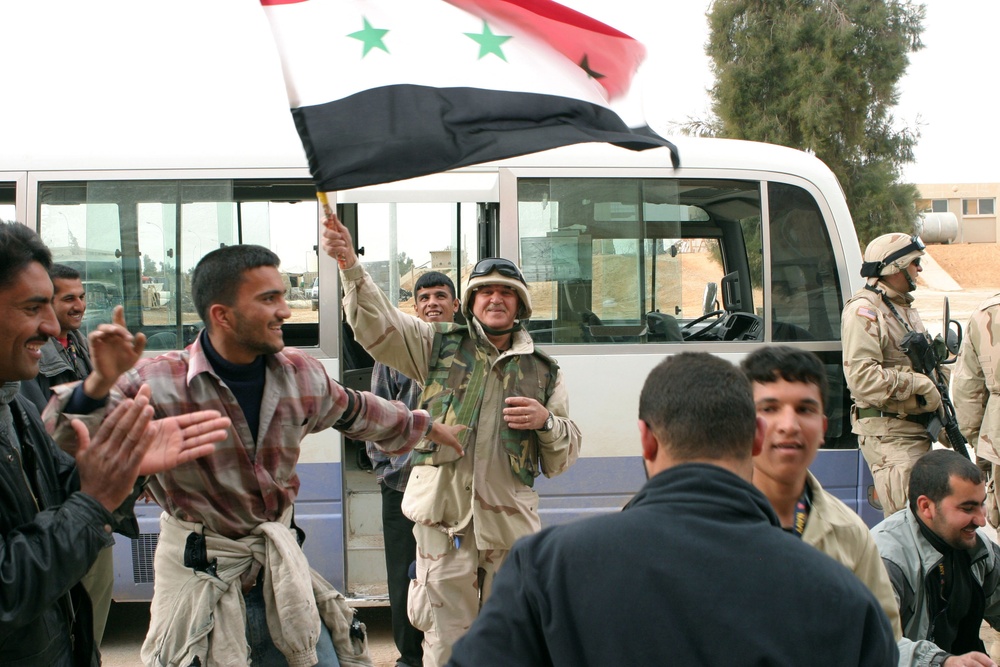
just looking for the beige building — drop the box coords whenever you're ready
[917,183,999,243]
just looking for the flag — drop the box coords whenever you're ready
[261,0,679,192]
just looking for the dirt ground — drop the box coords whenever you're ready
[923,242,1000,289]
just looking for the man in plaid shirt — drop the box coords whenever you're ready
[47,245,463,667]
[367,271,460,667]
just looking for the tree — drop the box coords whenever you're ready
[703,0,925,247]
[396,251,414,276]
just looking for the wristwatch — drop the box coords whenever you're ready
[539,411,555,432]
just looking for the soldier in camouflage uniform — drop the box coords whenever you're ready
[843,232,942,517]
[954,293,1000,528]
[323,215,581,667]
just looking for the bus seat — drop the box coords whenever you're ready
[646,311,682,342]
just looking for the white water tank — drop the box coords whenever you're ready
[917,212,959,244]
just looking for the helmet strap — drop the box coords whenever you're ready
[476,316,523,337]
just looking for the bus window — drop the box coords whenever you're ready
[37,179,320,349]
[517,177,763,344]
[769,182,843,343]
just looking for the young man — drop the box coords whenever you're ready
[19,264,92,412]
[447,353,898,666]
[17,263,117,647]
[842,232,941,516]
[741,346,901,639]
[324,215,581,666]
[367,271,460,667]
[872,450,1000,667]
[0,221,229,665]
[48,244,463,667]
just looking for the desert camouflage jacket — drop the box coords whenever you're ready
[954,292,1000,464]
[842,283,942,435]
[341,262,581,550]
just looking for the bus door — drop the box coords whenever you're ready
[334,176,491,599]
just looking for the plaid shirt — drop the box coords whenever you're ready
[366,362,421,491]
[50,333,429,538]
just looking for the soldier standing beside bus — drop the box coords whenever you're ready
[324,214,581,667]
[843,232,942,517]
[367,271,461,667]
[953,293,1000,528]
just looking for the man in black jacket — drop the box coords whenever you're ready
[0,221,230,665]
[447,352,899,667]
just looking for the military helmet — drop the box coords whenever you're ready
[860,233,925,279]
[462,257,532,320]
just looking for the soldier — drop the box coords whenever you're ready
[953,292,1000,528]
[323,215,582,667]
[842,232,942,517]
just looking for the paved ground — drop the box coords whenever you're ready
[101,603,399,666]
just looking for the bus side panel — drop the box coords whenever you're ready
[811,449,881,527]
[110,462,346,601]
[535,456,646,526]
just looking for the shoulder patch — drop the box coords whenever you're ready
[856,307,877,322]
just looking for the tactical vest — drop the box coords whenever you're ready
[411,325,557,487]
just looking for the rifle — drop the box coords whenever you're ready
[900,327,973,460]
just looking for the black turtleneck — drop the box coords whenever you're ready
[201,333,266,444]
[916,515,987,655]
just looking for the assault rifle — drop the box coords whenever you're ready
[900,298,970,460]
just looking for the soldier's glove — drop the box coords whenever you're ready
[911,375,942,412]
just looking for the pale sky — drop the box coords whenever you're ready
[0,0,994,187]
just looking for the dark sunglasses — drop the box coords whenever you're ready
[470,258,526,285]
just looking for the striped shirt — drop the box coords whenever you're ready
[365,362,421,491]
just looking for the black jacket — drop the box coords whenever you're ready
[0,395,116,666]
[449,463,898,667]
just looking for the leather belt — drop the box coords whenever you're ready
[857,407,932,426]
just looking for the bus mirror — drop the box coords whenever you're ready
[702,282,718,316]
[942,297,963,358]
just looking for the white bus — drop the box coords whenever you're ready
[0,136,877,602]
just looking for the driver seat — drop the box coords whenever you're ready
[646,311,682,342]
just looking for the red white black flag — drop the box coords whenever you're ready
[261,0,679,191]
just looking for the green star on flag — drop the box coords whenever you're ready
[464,21,511,61]
[348,17,389,57]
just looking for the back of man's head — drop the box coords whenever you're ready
[639,352,756,461]
[414,271,456,299]
[0,221,52,291]
[191,245,280,327]
[740,346,828,404]
[908,449,982,513]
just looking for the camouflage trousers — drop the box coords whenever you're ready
[980,460,1000,529]
[858,433,931,518]
[407,518,508,667]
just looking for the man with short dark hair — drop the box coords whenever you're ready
[18,262,116,646]
[367,270,460,667]
[0,220,229,665]
[20,263,92,413]
[447,352,898,666]
[741,346,902,639]
[873,449,1000,667]
[48,243,463,667]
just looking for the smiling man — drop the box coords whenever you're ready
[324,215,581,666]
[19,264,92,412]
[741,346,902,641]
[366,270,460,667]
[46,244,464,667]
[873,449,1000,667]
